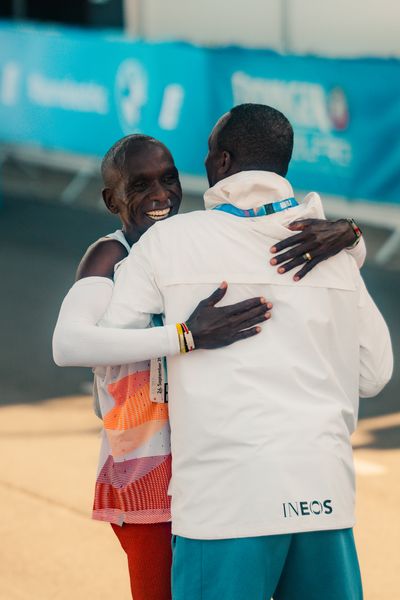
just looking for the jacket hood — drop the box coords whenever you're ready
[204,171,325,239]
[204,171,295,210]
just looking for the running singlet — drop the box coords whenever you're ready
[92,230,171,525]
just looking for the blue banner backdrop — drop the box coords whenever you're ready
[0,22,400,203]
[0,23,210,176]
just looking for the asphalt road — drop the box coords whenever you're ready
[0,193,398,447]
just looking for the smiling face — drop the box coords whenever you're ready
[103,141,182,244]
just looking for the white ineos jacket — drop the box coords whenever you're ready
[100,171,392,539]
[57,171,393,540]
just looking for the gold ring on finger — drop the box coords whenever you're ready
[303,252,312,262]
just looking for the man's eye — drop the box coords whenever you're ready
[164,175,178,184]
[132,181,147,190]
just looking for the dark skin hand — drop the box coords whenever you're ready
[270,218,357,281]
[186,282,272,349]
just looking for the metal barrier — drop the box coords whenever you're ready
[0,144,99,204]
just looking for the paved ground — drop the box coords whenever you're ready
[0,189,399,599]
[0,395,130,600]
[0,394,398,600]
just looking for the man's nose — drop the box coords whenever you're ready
[149,181,170,204]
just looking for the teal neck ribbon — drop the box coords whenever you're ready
[213,197,298,217]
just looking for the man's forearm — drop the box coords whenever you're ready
[52,277,179,368]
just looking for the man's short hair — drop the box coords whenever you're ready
[101,134,161,187]
[217,104,294,176]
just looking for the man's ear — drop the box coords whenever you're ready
[220,150,232,175]
[102,188,119,214]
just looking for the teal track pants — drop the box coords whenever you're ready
[172,528,363,600]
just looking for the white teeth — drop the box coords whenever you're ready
[146,208,171,220]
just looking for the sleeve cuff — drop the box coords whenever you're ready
[165,323,181,356]
[346,236,366,269]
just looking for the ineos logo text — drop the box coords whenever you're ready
[282,499,333,518]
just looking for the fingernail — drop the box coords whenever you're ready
[256,326,261,333]
[278,267,285,274]
[267,302,273,309]
[265,312,271,319]
[260,297,267,303]
[293,276,300,282]
[270,258,277,265]
[219,281,227,289]
[270,247,277,253]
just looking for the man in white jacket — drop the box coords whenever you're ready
[96,104,392,600]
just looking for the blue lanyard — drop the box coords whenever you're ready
[213,197,298,217]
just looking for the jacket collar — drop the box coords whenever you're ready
[204,171,295,211]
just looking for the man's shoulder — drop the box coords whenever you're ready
[131,211,210,258]
[76,237,128,280]
[146,210,211,239]
[159,210,210,228]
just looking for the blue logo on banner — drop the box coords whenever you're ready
[115,59,148,134]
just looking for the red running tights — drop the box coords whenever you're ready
[111,522,172,600]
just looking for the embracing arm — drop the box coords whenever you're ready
[52,276,180,367]
[53,238,180,367]
[53,277,270,367]
[53,240,270,368]
[270,218,366,279]
[100,233,271,349]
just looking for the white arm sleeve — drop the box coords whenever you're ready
[52,276,179,368]
[357,275,393,397]
[346,236,366,268]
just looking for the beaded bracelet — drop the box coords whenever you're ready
[176,323,187,354]
[346,218,363,248]
[176,323,196,353]
[182,322,196,352]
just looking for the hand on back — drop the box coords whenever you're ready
[186,282,272,350]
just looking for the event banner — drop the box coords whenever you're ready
[0,23,210,176]
[0,22,400,202]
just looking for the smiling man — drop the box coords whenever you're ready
[76,135,182,280]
